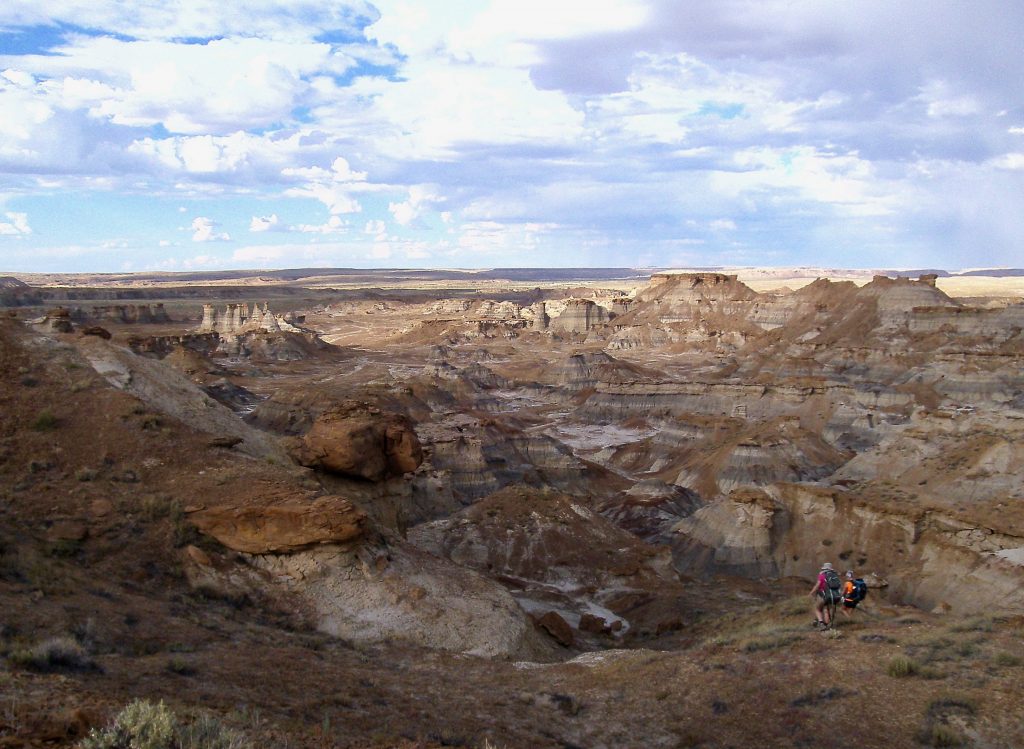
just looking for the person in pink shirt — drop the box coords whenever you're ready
[809,561,842,629]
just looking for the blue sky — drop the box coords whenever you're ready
[1,0,1022,272]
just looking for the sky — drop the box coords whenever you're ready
[0,1,1022,273]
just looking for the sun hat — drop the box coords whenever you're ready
[821,562,833,571]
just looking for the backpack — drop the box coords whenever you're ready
[823,569,843,603]
[850,578,868,602]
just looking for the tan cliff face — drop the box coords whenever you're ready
[673,482,1024,614]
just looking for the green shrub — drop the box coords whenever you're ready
[887,655,920,678]
[948,616,996,633]
[166,656,196,676]
[919,724,964,748]
[177,713,249,749]
[994,652,1022,667]
[8,636,95,672]
[79,700,250,749]
[30,410,59,431]
[80,700,176,749]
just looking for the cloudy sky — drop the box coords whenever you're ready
[1,1,1022,272]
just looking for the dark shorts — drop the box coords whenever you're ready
[843,600,859,609]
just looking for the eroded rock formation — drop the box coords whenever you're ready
[291,404,423,481]
[198,302,299,335]
[550,298,609,333]
[187,494,367,554]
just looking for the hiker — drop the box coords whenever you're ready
[809,562,843,629]
[840,570,869,618]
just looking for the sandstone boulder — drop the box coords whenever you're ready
[79,326,111,340]
[187,494,366,554]
[579,613,609,634]
[294,406,422,481]
[536,611,574,647]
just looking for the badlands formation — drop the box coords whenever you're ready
[2,268,1024,748]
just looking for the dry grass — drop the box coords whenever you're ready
[7,635,96,673]
[887,655,920,678]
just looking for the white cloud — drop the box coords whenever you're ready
[295,215,347,234]
[364,219,387,237]
[0,1,375,42]
[250,214,284,232]
[4,36,348,135]
[0,212,31,236]
[711,146,899,217]
[918,80,980,119]
[368,242,392,259]
[989,153,1024,171]
[388,184,444,226]
[191,216,231,242]
[710,219,737,231]
[282,157,368,214]
[368,0,647,65]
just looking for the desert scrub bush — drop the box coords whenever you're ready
[8,635,96,672]
[948,616,997,633]
[30,410,59,431]
[918,724,964,748]
[80,700,175,749]
[140,495,182,523]
[887,655,920,678]
[177,713,249,749]
[79,700,251,749]
[917,697,976,748]
[166,656,196,676]
[993,652,1022,667]
[76,467,98,482]
[46,537,83,558]
[775,595,812,618]
[740,626,802,653]
[906,635,956,664]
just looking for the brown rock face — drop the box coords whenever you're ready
[79,326,112,340]
[187,495,366,554]
[296,406,423,481]
[536,611,574,647]
[579,613,608,634]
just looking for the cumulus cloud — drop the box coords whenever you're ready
[282,157,368,214]
[388,185,443,226]
[364,219,387,236]
[191,217,231,242]
[295,215,347,234]
[250,214,284,232]
[2,0,1024,269]
[0,211,31,236]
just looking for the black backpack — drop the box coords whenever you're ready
[850,578,868,602]
[823,569,843,603]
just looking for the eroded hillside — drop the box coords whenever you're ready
[3,270,1024,749]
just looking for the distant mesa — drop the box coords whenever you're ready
[0,276,28,289]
